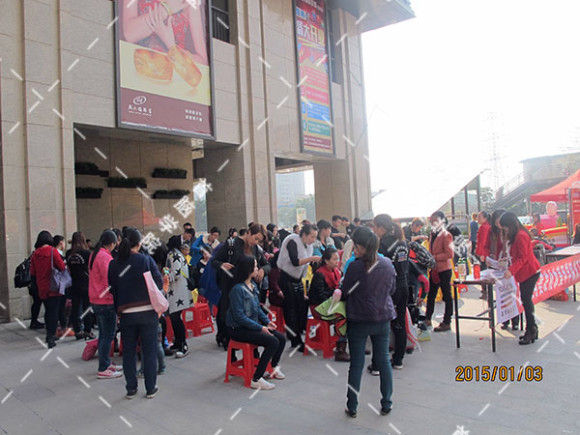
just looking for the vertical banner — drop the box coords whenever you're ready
[294,0,334,155]
[570,188,580,232]
[115,0,214,138]
[495,277,519,325]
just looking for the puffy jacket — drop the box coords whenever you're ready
[340,256,396,323]
[226,282,270,330]
[30,245,66,300]
[430,229,454,272]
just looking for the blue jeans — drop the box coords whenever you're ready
[119,310,159,394]
[92,304,117,372]
[346,321,393,412]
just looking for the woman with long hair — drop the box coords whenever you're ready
[227,255,286,390]
[499,212,541,345]
[165,238,194,358]
[212,223,270,349]
[308,247,349,362]
[425,211,454,332]
[108,227,164,399]
[30,231,66,348]
[333,227,397,417]
[89,230,123,379]
[373,214,409,370]
[67,231,95,340]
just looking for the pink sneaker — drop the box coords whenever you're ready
[97,369,123,379]
[108,364,123,372]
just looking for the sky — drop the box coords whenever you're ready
[363,0,580,217]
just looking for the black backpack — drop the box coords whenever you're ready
[14,256,32,288]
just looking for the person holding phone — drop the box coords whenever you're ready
[227,255,286,390]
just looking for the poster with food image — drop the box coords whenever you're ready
[294,0,334,155]
[115,0,214,138]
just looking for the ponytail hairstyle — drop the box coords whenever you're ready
[118,227,142,263]
[351,227,379,271]
[90,230,118,270]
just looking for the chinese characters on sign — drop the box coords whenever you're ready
[115,0,214,137]
[294,0,334,155]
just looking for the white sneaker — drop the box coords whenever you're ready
[269,367,285,380]
[97,369,123,379]
[108,364,123,372]
[250,377,276,390]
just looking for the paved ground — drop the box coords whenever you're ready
[0,287,579,435]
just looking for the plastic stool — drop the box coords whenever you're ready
[224,340,273,388]
[304,317,338,359]
[182,303,215,337]
[267,305,286,334]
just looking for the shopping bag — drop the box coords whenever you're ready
[143,271,169,314]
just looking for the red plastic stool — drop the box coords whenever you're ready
[267,305,286,334]
[164,316,174,345]
[198,295,218,317]
[304,317,338,359]
[182,303,215,337]
[224,340,273,388]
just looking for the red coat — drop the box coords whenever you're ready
[483,230,504,260]
[508,230,541,283]
[475,222,491,258]
[430,230,454,272]
[30,245,66,300]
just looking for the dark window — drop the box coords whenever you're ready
[212,0,230,43]
[327,10,343,85]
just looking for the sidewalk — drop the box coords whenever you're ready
[0,288,579,435]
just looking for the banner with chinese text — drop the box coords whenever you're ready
[294,0,334,155]
[115,0,214,138]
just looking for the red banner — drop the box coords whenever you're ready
[531,254,580,304]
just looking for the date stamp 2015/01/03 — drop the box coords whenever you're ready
[455,365,543,382]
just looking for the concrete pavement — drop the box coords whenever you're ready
[0,287,579,435]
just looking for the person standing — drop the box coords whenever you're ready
[425,211,454,332]
[227,255,286,390]
[330,215,347,249]
[109,227,163,399]
[277,224,320,350]
[373,214,409,370]
[499,212,541,345]
[167,227,195,251]
[212,223,270,349]
[333,227,396,418]
[89,230,123,379]
[165,240,194,358]
[30,231,66,348]
[469,213,479,256]
[403,218,427,243]
[475,211,492,299]
[67,232,95,340]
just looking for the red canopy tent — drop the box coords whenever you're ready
[530,169,580,202]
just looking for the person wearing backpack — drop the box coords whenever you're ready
[67,232,95,340]
[212,224,270,350]
[30,231,66,348]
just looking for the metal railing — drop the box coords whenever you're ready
[212,6,230,43]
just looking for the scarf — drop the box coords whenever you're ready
[318,264,341,290]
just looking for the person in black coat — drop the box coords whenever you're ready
[211,223,270,349]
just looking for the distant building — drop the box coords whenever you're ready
[276,172,307,207]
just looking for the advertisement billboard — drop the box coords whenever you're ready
[115,0,214,138]
[294,0,334,155]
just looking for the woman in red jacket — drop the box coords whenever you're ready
[425,211,455,332]
[499,212,541,345]
[30,231,66,348]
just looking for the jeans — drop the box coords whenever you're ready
[426,269,453,324]
[71,287,93,334]
[391,286,408,366]
[43,296,62,342]
[139,323,165,372]
[520,272,540,331]
[346,321,393,412]
[120,310,159,394]
[93,304,117,372]
[169,310,186,349]
[229,327,286,381]
[281,276,307,347]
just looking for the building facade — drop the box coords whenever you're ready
[0,0,414,321]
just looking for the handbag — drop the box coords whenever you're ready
[82,339,98,361]
[180,270,196,291]
[50,249,72,295]
[143,271,169,314]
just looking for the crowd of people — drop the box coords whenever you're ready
[25,207,545,411]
